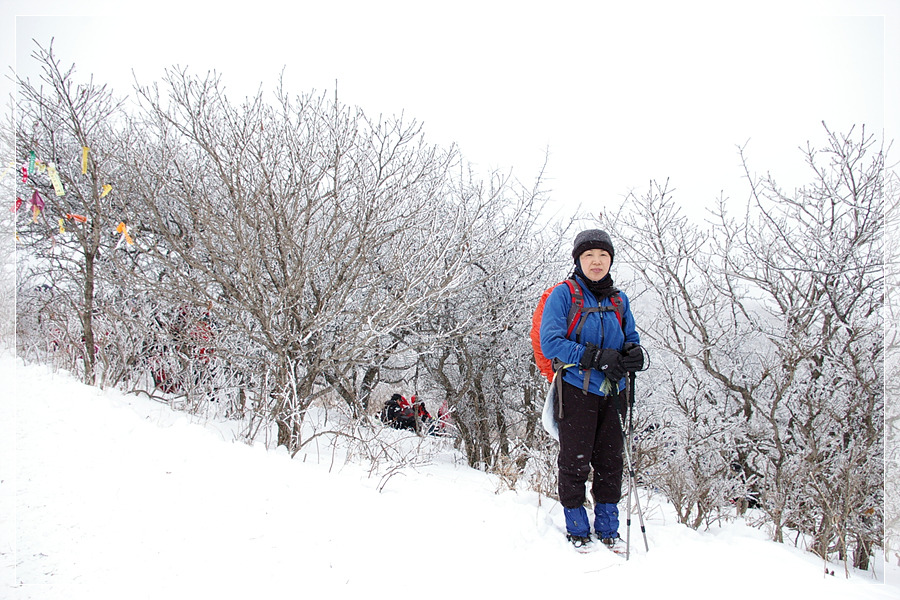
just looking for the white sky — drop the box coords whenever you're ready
[2,0,898,220]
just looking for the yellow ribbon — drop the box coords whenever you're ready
[82,147,90,174]
[100,184,112,198]
[59,218,66,234]
[47,163,65,196]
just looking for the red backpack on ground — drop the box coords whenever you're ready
[530,278,623,383]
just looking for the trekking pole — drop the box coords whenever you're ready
[628,371,649,551]
[626,374,634,557]
[624,400,634,560]
[619,371,649,558]
[617,384,634,559]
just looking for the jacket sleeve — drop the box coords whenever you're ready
[539,284,587,367]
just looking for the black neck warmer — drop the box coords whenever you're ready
[573,265,619,301]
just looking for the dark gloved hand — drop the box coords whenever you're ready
[579,343,599,370]
[621,342,644,372]
[593,348,626,383]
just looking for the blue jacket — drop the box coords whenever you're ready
[539,275,640,396]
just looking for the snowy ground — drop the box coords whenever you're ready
[2,353,897,600]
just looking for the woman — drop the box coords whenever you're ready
[539,229,643,550]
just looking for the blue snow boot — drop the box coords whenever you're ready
[594,503,620,541]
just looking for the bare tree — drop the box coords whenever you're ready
[722,126,884,567]
[409,166,567,472]
[15,42,132,385]
[119,68,530,454]
[607,181,751,528]
[609,125,886,569]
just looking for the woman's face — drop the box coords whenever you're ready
[579,248,611,282]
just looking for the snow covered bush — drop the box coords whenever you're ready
[608,126,887,569]
[15,44,563,470]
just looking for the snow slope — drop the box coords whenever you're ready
[1,354,896,599]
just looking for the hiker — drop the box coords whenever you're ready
[380,394,414,430]
[539,229,644,550]
[410,395,438,435]
[406,395,434,424]
[378,393,424,431]
[380,393,438,434]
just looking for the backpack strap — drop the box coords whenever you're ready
[563,279,583,338]
[549,278,582,417]
[551,278,585,378]
[609,293,624,329]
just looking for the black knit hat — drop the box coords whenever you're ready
[572,229,615,264]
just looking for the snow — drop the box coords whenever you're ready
[2,353,896,600]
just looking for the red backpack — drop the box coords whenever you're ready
[530,278,623,383]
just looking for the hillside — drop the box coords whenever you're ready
[1,355,896,599]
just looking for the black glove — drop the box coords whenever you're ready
[593,348,626,383]
[579,343,599,370]
[621,342,644,372]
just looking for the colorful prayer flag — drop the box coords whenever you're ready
[47,163,65,196]
[29,190,45,211]
[116,221,134,246]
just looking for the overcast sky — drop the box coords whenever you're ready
[3,0,898,221]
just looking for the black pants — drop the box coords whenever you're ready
[557,379,625,509]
